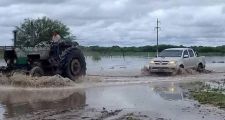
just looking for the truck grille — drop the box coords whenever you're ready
[154,61,169,65]
[152,67,169,69]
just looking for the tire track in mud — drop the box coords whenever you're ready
[87,69,224,78]
[85,68,225,86]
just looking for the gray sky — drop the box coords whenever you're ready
[1,0,225,46]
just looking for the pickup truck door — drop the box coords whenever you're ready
[182,50,191,68]
[188,49,197,68]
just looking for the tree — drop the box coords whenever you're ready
[15,17,74,47]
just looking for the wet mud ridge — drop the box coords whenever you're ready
[0,73,75,87]
[0,68,223,88]
[12,107,168,120]
[87,68,214,78]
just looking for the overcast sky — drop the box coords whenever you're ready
[1,0,225,46]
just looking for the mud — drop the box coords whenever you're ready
[3,83,225,120]
[0,70,222,88]
[0,73,76,87]
[0,56,224,119]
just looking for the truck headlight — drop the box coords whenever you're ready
[150,61,154,64]
[169,61,177,64]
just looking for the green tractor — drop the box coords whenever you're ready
[0,30,86,81]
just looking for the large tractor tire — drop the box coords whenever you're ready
[60,47,86,81]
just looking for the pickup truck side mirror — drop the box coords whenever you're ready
[183,55,189,58]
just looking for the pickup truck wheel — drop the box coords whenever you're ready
[171,70,178,76]
[179,65,184,68]
[197,63,204,72]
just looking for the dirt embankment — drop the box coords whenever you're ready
[0,72,104,88]
[0,73,75,87]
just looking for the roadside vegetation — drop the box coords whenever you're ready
[181,81,225,108]
[15,16,74,47]
[192,91,225,108]
[80,45,225,56]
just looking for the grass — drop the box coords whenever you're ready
[199,52,225,56]
[191,91,225,108]
[180,81,225,108]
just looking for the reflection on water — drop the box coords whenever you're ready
[85,83,225,120]
[152,82,184,100]
[0,82,223,119]
[86,83,186,111]
[0,89,86,119]
[0,83,186,119]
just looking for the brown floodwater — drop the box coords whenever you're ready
[0,56,224,119]
[0,82,225,120]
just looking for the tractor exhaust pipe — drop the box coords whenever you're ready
[12,30,18,47]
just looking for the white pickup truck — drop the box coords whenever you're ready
[149,48,206,74]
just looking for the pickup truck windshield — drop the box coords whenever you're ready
[159,50,183,57]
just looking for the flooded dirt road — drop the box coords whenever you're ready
[86,56,225,76]
[1,82,225,120]
[0,56,225,119]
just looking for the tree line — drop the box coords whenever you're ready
[80,45,225,53]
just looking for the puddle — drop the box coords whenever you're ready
[0,88,86,119]
[0,82,225,120]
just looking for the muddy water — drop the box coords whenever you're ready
[0,56,224,119]
[86,83,225,120]
[0,82,225,120]
[86,56,225,76]
[0,88,86,119]
[1,56,225,76]
[86,56,148,76]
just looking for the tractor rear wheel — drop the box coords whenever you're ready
[60,47,86,81]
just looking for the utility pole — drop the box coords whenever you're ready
[155,18,160,57]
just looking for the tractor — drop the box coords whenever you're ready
[0,30,86,81]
